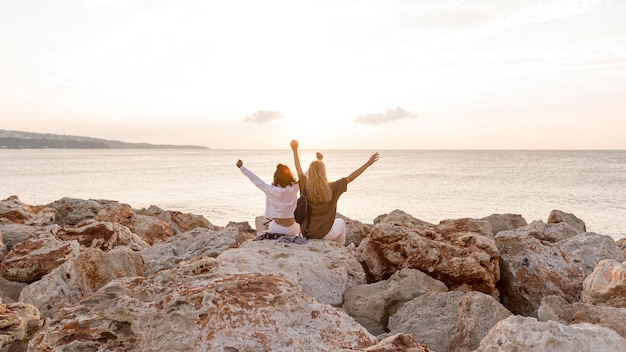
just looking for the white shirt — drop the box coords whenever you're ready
[239,165,299,219]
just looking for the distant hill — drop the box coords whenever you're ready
[0,130,209,149]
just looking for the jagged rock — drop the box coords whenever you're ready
[557,232,625,276]
[524,220,581,243]
[387,291,512,352]
[496,229,584,316]
[57,220,150,251]
[358,219,499,294]
[475,315,626,352]
[481,213,527,236]
[582,259,626,308]
[0,298,44,352]
[28,256,377,351]
[374,209,434,227]
[47,198,173,244]
[0,196,55,226]
[0,277,27,304]
[342,268,448,335]
[20,246,145,318]
[0,224,38,250]
[0,225,80,283]
[617,237,626,257]
[134,205,217,234]
[141,226,238,275]
[338,213,372,247]
[217,239,366,306]
[0,232,6,262]
[538,295,626,339]
[548,209,586,233]
[335,333,434,352]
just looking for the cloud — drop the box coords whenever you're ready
[354,107,417,125]
[243,110,285,123]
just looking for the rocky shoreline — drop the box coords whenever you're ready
[1,195,626,351]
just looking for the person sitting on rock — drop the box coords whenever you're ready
[290,140,379,244]
[236,159,300,236]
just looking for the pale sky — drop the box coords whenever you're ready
[1,0,625,149]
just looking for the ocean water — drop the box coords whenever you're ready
[1,149,625,240]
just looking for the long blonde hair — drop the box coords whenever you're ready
[306,160,332,203]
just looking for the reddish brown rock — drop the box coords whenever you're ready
[0,196,55,226]
[57,220,150,251]
[0,298,44,351]
[0,225,80,283]
[338,333,434,352]
[357,220,499,294]
[135,205,217,234]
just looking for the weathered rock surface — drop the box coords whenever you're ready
[29,256,377,352]
[496,229,584,316]
[582,259,626,308]
[134,204,217,234]
[0,224,38,250]
[0,225,80,283]
[618,237,626,256]
[0,196,55,226]
[481,213,527,236]
[475,315,626,352]
[373,209,434,227]
[387,291,512,352]
[57,220,150,252]
[0,277,27,304]
[558,232,625,276]
[217,239,366,306]
[0,298,44,352]
[0,232,6,262]
[525,220,581,243]
[548,209,586,233]
[338,213,372,247]
[342,268,448,335]
[358,219,499,294]
[20,246,145,318]
[336,333,434,352]
[538,295,626,339]
[141,226,238,275]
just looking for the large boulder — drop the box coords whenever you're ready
[141,226,238,275]
[538,295,626,339]
[525,220,581,243]
[0,298,44,352]
[582,259,626,308]
[481,213,527,236]
[0,225,80,283]
[496,229,584,316]
[547,209,586,233]
[28,256,377,351]
[358,219,499,294]
[217,239,366,307]
[57,220,150,252]
[373,209,434,227]
[557,232,625,276]
[0,277,27,304]
[0,196,55,226]
[342,268,448,335]
[338,213,372,247]
[475,315,626,352]
[134,205,217,234]
[387,291,511,352]
[20,246,145,318]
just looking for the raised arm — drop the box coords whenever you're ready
[290,140,305,179]
[346,152,379,184]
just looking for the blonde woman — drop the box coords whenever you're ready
[290,140,379,244]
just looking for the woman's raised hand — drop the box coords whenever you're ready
[290,140,299,150]
[367,152,380,166]
[236,160,243,168]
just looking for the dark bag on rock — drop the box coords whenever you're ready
[294,194,307,225]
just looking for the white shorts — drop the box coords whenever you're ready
[322,218,346,244]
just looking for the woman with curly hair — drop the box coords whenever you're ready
[290,140,379,244]
[236,159,300,236]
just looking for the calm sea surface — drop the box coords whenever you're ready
[1,149,625,240]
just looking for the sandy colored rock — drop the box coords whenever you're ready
[0,298,44,352]
[582,259,626,308]
[57,220,150,251]
[476,315,626,352]
[0,196,55,226]
[29,256,377,352]
[388,291,512,352]
[481,213,527,236]
[342,268,448,335]
[20,246,145,318]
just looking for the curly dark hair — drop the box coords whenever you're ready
[272,163,296,188]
